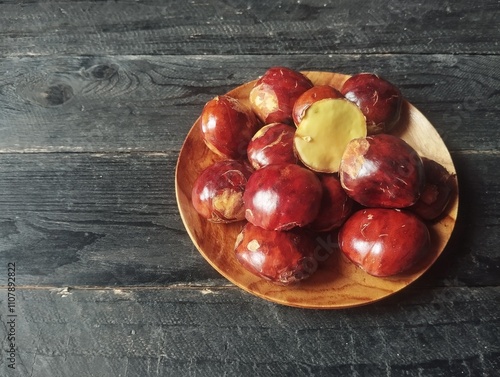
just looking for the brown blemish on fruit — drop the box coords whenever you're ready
[212,189,244,221]
[341,138,370,181]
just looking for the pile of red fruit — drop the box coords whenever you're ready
[191,67,455,285]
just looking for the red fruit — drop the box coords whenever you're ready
[339,208,430,277]
[339,134,425,208]
[409,158,456,220]
[292,85,344,126]
[243,164,323,231]
[234,222,318,285]
[247,122,298,169]
[308,174,354,232]
[341,73,403,134]
[201,95,260,159]
[191,160,254,223]
[249,67,313,125]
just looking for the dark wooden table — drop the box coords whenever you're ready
[1,1,499,376]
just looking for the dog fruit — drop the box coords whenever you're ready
[247,122,297,169]
[308,174,354,232]
[243,163,322,231]
[341,73,403,134]
[294,98,367,173]
[201,95,260,159]
[235,222,318,285]
[192,160,254,223]
[293,85,344,125]
[339,208,430,277]
[249,67,313,125]
[339,134,425,208]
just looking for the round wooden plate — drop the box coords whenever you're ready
[175,71,459,309]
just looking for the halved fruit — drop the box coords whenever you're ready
[293,98,366,173]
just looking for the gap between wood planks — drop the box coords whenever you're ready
[0,284,236,291]
[0,149,179,155]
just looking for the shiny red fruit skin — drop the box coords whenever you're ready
[243,164,323,231]
[234,222,318,285]
[250,67,314,125]
[191,160,254,223]
[292,85,344,125]
[341,73,403,134]
[339,208,430,277]
[308,174,354,232]
[339,134,425,208]
[201,95,260,159]
[409,157,456,220]
[247,122,298,169]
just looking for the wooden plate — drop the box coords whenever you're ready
[175,71,459,309]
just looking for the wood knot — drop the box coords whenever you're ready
[42,84,74,106]
[82,64,118,81]
[15,75,74,107]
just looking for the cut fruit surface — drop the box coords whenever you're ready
[293,98,366,173]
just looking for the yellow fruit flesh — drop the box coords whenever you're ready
[294,98,367,173]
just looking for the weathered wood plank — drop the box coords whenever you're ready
[0,0,498,57]
[420,151,500,288]
[0,151,498,288]
[0,1,496,374]
[0,152,223,287]
[0,286,498,376]
[0,54,498,153]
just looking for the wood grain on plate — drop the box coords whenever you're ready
[175,71,459,309]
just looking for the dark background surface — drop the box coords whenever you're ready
[0,1,499,376]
